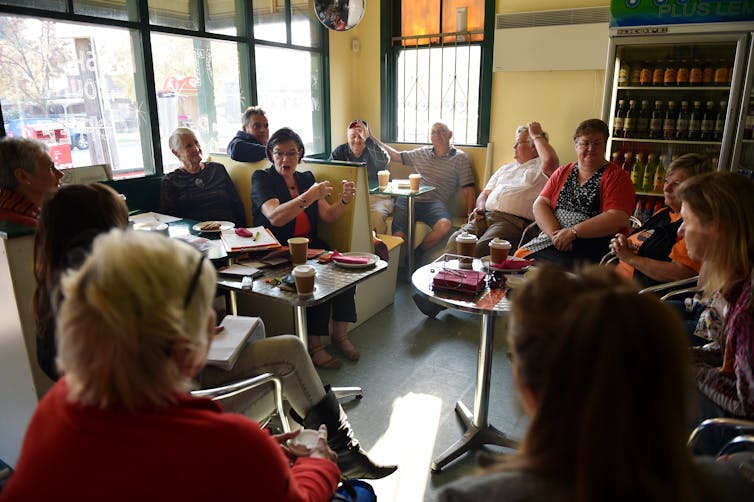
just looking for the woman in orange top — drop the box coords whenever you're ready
[610,153,708,288]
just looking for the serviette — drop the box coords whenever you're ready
[331,251,370,264]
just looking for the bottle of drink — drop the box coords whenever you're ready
[642,153,657,192]
[631,152,644,189]
[702,59,714,85]
[632,200,643,223]
[618,62,630,86]
[623,151,636,175]
[700,100,715,141]
[676,59,690,86]
[637,99,650,138]
[687,100,703,141]
[629,66,642,86]
[714,59,728,86]
[664,59,677,86]
[649,100,664,139]
[652,154,666,193]
[663,100,678,140]
[652,59,665,86]
[613,99,627,138]
[675,100,690,140]
[689,59,703,85]
[642,199,654,222]
[623,99,639,138]
[639,60,653,86]
[714,100,727,141]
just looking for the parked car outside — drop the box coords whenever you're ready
[4,118,88,150]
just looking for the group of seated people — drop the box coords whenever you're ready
[0,108,752,498]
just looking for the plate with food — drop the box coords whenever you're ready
[331,252,379,269]
[193,221,235,233]
[481,255,535,273]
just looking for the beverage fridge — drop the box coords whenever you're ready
[601,20,754,214]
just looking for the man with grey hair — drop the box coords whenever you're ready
[443,121,559,257]
[372,121,477,251]
[227,106,269,162]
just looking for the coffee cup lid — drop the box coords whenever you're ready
[293,264,315,275]
[490,238,511,248]
[457,231,477,242]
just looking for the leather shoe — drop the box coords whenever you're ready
[412,293,445,318]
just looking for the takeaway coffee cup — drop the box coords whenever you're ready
[378,170,390,190]
[489,238,512,265]
[292,265,316,296]
[409,173,421,191]
[288,237,309,265]
[456,231,478,269]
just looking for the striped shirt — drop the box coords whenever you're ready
[400,146,475,204]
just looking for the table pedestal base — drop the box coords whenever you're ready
[431,400,518,472]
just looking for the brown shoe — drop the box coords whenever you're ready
[309,345,343,369]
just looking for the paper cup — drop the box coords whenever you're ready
[292,264,316,296]
[288,237,309,265]
[456,231,477,269]
[409,173,421,192]
[489,238,512,265]
[378,170,390,189]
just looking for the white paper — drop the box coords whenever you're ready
[217,263,262,277]
[129,212,183,224]
[220,226,280,252]
[206,316,262,370]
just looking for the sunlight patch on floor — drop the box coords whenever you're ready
[366,392,442,502]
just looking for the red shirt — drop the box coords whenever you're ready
[1,379,340,501]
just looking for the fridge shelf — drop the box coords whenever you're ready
[611,138,722,146]
[617,86,730,92]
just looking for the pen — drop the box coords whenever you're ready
[253,231,260,241]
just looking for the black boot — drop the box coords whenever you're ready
[303,388,397,480]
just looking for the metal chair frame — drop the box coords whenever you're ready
[688,418,754,456]
[191,372,291,432]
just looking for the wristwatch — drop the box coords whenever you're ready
[531,134,545,140]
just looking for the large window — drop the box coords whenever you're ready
[383,0,491,145]
[0,0,328,178]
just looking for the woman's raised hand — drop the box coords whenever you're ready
[305,181,333,202]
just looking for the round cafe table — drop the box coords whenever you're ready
[411,256,519,472]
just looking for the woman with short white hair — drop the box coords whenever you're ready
[4,230,340,500]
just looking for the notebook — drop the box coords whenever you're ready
[206,316,262,370]
[220,226,281,253]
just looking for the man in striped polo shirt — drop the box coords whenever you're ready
[373,122,477,251]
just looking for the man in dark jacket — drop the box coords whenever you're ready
[227,106,269,162]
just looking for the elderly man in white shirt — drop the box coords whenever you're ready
[444,122,559,257]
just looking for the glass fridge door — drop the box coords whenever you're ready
[602,32,749,219]
[731,33,754,178]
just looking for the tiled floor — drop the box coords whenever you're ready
[314,278,529,502]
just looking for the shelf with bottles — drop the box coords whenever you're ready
[612,138,721,146]
[616,85,730,92]
[611,98,726,143]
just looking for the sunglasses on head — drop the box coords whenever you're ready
[349,120,367,129]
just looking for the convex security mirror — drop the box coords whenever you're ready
[314,0,365,31]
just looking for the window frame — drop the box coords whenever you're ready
[0,0,330,176]
[380,0,494,146]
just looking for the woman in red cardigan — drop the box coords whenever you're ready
[3,230,340,501]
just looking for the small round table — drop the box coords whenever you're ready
[412,257,519,472]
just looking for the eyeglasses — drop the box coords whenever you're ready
[183,255,206,308]
[514,141,533,148]
[575,140,605,149]
[272,150,300,160]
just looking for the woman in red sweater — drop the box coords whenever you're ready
[2,230,341,501]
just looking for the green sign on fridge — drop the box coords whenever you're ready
[611,0,754,27]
